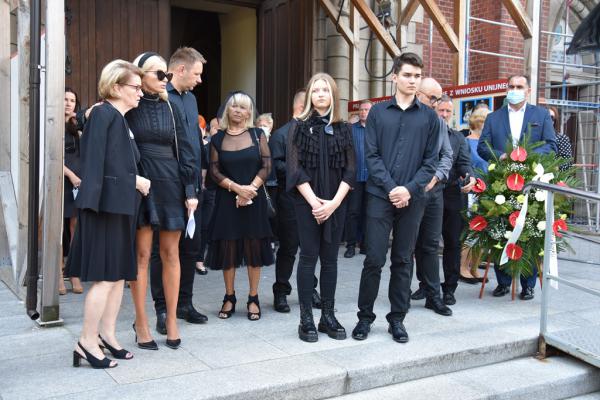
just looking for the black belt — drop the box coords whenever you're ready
[137,143,175,159]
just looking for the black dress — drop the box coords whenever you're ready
[126,93,198,231]
[63,122,81,219]
[66,102,141,282]
[205,128,274,270]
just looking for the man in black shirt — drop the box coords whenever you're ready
[352,53,441,343]
[269,89,321,312]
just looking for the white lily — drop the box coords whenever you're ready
[495,195,506,205]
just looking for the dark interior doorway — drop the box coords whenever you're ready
[170,7,221,121]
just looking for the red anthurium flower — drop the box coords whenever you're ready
[557,181,568,187]
[508,211,520,228]
[510,147,528,162]
[552,219,568,237]
[506,243,523,260]
[506,173,525,191]
[472,178,487,193]
[469,216,488,231]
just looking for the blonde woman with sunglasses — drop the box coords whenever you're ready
[127,52,199,350]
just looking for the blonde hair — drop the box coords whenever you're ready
[98,59,143,100]
[298,73,341,124]
[469,108,491,131]
[256,113,273,127]
[133,52,169,101]
[219,93,255,130]
[169,47,207,69]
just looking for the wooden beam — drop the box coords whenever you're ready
[351,0,401,58]
[453,0,466,84]
[0,0,10,170]
[16,0,30,290]
[501,0,532,39]
[317,0,353,45]
[39,0,64,323]
[349,1,360,101]
[418,0,459,52]
[400,0,420,26]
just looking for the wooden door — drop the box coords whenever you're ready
[65,0,170,107]
[257,0,313,128]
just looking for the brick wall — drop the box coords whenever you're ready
[413,0,551,89]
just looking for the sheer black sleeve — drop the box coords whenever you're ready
[209,131,228,185]
[170,101,198,199]
[256,128,272,182]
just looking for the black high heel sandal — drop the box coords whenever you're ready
[218,293,236,319]
[247,294,261,321]
[132,323,158,350]
[72,342,117,369]
[99,335,133,359]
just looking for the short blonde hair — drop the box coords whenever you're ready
[133,52,169,101]
[298,73,341,124]
[219,92,255,130]
[98,59,143,100]
[256,113,273,127]
[469,108,491,131]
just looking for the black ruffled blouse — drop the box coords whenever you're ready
[286,113,355,241]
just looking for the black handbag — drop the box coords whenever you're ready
[252,128,276,218]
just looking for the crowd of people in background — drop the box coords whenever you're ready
[60,47,569,369]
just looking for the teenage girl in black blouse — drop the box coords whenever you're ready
[287,73,355,342]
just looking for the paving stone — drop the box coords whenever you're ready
[0,352,116,400]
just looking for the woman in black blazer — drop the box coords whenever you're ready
[66,60,150,369]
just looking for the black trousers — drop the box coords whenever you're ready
[413,185,444,299]
[272,189,317,296]
[357,194,426,323]
[295,200,346,305]
[344,181,367,248]
[198,188,215,262]
[441,190,464,294]
[150,206,201,313]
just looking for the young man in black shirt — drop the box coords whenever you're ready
[352,53,441,343]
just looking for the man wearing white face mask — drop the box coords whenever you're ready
[477,74,557,300]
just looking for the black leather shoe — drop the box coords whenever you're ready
[425,296,453,316]
[459,275,480,285]
[520,287,534,300]
[443,292,456,306]
[351,320,371,341]
[344,246,356,258]
[273,293,290,313]
[312,289,322,309]
[156,312,167,335]
[176,304,208,324]
[388,320,409,343]
[410,287,425,301]
[359,247,367,255]
[493,284,510,297]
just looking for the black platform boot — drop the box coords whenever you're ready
[298,302,318,343]
[318,299,347,340]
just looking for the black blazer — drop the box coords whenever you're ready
[76,102,139,216]
[444,128,474,211]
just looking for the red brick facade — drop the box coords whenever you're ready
[414,0,551,93]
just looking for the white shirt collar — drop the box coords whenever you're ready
[508,103,527,113]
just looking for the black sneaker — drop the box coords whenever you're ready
[520,287,534,300]
[493,284,510,297]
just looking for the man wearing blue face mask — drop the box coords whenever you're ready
[477,74,557,300]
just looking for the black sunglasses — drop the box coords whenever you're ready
[148,70,173,82]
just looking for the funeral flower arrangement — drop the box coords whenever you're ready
[464,140,576,279]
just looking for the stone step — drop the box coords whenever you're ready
[567,393,600,400]
[332,356,600,400]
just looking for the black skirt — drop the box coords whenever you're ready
[65,209,137,282]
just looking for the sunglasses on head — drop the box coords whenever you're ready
[148,70,173,82]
